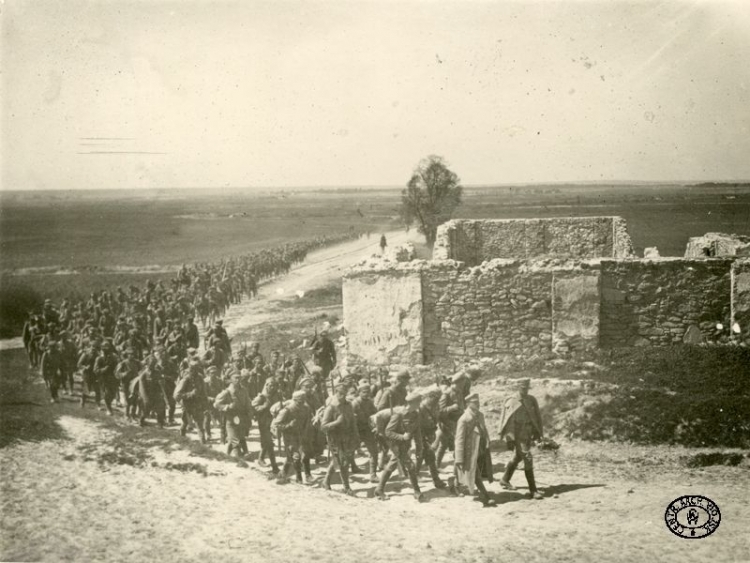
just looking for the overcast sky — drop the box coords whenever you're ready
[2,0,749,190]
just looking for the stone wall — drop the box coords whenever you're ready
[600,259,733,347]
[433,217,634,264]
[684,232,750,258]
[732,259,750,346]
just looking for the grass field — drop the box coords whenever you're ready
[2,184,749,272]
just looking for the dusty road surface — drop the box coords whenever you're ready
[2,233,749,563]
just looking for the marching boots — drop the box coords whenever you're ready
[323,463,334,490]
[369,456,379,483]
[375,467,393,500]
[303,458,313,481]
[269,452,280,474]
[429,463,446,489]
[435,443,446,468]
[525,468,544,499]
[294,460,303,484]
[341,466,354,496]
[410,472,424,502]
[500,462,518,490]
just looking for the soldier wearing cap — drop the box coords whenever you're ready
[320,381,359,495]
[174,361,209,443]
[40,337,63,403]
[78,341,101,408]
[418,386,447,490]
[454,393,496,507]
[203,338,227,374]
[436,374,466,467]
[155,346,179,425]
[375,391,424,502]
[115,348,141,420]
[137,356,167,428]
[351,381,379,483]
[59,330,78,395]
[498,378,544,500]
[204,365,226,443]
[300,376,326,471]
[311,329,336,381]
[252,378,282,473]
[214,371,254,456]
[272,390,313,484]
[375,369,410,411]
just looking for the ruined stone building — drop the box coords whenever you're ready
[343,217,750,365]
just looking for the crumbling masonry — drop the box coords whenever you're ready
[343,217,750,365]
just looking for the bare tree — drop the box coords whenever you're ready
[401,155,463,247]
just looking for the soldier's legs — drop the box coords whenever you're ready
[422,442,445,488]
[103,381,116,414]
[203,410,212,439]
[375,456,398,499]
[364,435,379,481]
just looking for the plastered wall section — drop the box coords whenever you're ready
[732,259,750,346]
[343,269,424,365]
[600,259,733,347]
[433,217,634,264]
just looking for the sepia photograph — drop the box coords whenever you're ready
[1,0,749,561]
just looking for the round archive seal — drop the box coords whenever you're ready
[665,495,721,539]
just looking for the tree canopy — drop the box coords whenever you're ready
[401,155,463,247]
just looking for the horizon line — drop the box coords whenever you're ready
[2,179,750,193]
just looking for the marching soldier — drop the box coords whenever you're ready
[273,390,312,485]
[351,381,379,483]
[320,382,359,495]
[175,362,208,443]
[253,378,282,474]
[138,357,168,428]
[436,374,466,467]
[214,371,254,457]
[203,365,225,443]
[311,329,336,380]
[77,341,100,408]
[374,392,424,502]
[498,378,544,500]
[418,387,447,490]
[115,348,141,420]
[374,369,410,411]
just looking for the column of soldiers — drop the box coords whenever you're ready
[25,247,548,505]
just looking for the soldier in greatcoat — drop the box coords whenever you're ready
[454,393,496,507]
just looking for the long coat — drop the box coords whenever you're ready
[454,408,494,489]
[498,394,543,441]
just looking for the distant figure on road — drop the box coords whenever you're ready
[380,234,387,254]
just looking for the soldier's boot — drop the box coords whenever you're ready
[374,468,393,501]
[303,458,313,481]
[435,443,446,468]
[429,462,446,489]
[199,430,206,444]
[500,462,517,490]
[409,471,424,502]
[269,452,280,474]
[447,476,459,496]
[323,462,334,490]
[294,460,304,484]
[369,457,379,483]
[341,465,354,495]
[525,468,543,500]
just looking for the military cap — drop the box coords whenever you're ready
[466,392,480,403]
[320,329,329,336]
[240,368,251,377]
[357,382,371,391]
[451,371,466,383]
[216,320,223,325]
[298,377,314,388]
[516,378,531,389]
[395,369,411,381]
[310,366,323,375]
[102,341,114,350]
[187,347,197,355]
[292,390,306,400]
[206,366,218,374]
[423,386,442,398]
[405,391,422,404]
[334,381,347,390]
